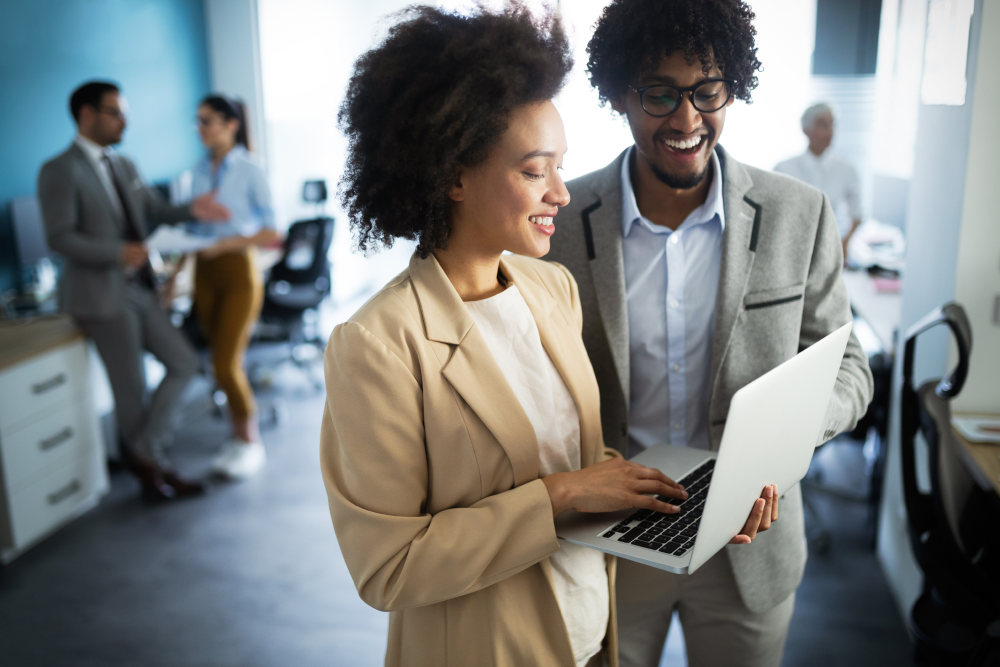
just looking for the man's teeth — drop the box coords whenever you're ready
[664,136,704,150]
[529,216,554,227]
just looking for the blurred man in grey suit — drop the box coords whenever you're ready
[545,2,873,666]
[38,81,230,501]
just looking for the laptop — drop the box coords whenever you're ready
[555,322,853,575]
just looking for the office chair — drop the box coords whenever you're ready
[251,215,334,392]
[901,302,1000,666]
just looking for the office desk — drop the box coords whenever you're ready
[952,414,1000,496]
[842,269,901,352]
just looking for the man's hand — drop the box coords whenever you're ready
[191,192,231,222]
[729,485,779,545]
[120,242,149,268]
[542,458,688,517]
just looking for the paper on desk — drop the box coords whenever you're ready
[953,417,1000,444]
[145,226,215,253]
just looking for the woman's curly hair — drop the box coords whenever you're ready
[338,4,572,258]
[587,0,762,107]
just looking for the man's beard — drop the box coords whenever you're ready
[650,161,710,190]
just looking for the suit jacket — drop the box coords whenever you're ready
[321,253,620,667]
[37,143,192,319]
[545,145,873,613]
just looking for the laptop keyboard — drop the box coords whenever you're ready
[598,459,716,557]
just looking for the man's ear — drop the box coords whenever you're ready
[447,172,464,202]
[609,95,626,115]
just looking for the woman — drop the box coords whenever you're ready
[322,6,774,667]
[190,95,279,480]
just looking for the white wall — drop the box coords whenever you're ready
[204,0,268,166]
[952,0,1000,415]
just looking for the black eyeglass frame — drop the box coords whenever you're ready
[630,78,736,117]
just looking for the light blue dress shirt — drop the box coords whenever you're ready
[622,146,725,455]
[188,145,275,239]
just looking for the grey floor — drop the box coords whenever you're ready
[0,360,913,666]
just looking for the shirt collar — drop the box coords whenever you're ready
[75,134,112,163]
[620,145,725,237]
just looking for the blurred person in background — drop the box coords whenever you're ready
[38,80,230,501]
[189,95,280,481]
[774,103,862,260]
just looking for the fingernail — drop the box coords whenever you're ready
[682,491,689,499]
[767,486,773,498]
[670,505,680,512]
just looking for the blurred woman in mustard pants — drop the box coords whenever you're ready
[190,95,279,480]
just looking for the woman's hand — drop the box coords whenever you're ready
[728,485,779,544]
[252,228,283,248]
[542,458,688,517]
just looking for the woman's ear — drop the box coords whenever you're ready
[447,172,465,202]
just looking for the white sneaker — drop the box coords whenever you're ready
[211,440,242,472]
[214,440,266,480]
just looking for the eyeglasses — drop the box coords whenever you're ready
[195,116,220,127]
[98,106,127,121]
[630,79,734,117]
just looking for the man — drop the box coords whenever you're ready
[38,80,230,501]
[774,103,863,260]
[545,2,873,666]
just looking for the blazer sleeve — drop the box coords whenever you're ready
[803,194,874,442]
[37,159,122,268]
[320,320,561,612]
[122,158,192,226]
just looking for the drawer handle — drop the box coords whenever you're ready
[32,373,67,395]
[39,427,74,451]
[47,479,82,505]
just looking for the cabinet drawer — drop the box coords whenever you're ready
[1,400,95,492]
[0,341,89,436]
[9,450,105,549]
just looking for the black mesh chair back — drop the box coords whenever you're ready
[901,302,1000,664]
[264,217,334,316]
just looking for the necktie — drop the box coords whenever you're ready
[103,153,155,288]
[102,153,143,242]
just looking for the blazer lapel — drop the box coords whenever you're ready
[504,259,603,469]
[70,144,125,232]
[410,254,540,487]
[708,147,760,424]
[582,150,631,406]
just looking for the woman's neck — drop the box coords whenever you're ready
[211,142,236,167]
[432,232,505,302]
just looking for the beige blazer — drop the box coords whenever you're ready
[321,252,620,667]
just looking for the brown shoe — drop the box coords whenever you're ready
[161,470,208,498]
[125,456,177,502]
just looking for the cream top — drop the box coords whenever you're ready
[465,284,609,667]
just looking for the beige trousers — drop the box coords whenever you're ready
[616,552,795,667]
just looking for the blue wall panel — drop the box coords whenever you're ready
[0,0,209,293]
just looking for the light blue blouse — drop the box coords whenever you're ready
[188,145,275,239]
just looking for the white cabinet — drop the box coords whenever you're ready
[0,318,108,564]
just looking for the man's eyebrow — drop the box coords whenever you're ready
[521,149,557,161]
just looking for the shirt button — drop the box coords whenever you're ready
[669,299,680,309]
[673,422,682,430]
[670,235,679,244]
[672,364,680,372]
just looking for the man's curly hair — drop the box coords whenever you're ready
[338,4,572,258]
[587,0,762,107]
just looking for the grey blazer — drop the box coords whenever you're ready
[545,145,873,613]
[37,143,192,319]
